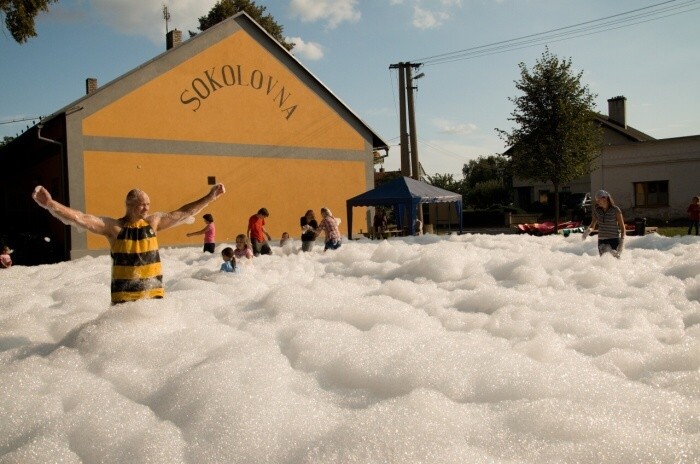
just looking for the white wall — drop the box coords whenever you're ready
[591,135,700,220]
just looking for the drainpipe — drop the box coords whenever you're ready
[37,123,69,261]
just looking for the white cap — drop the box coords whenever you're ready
[595,190,609,199]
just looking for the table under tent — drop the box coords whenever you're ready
[346,176,463,239]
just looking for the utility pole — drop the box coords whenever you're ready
[390,62,411,177]
[406,63,425,225]
[390,61,425,227]
[406,63,421,181]
[389,62,423,177]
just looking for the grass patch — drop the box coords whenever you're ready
[656,227,690,237]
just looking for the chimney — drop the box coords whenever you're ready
[166,29,182,50]
[607,96,627,129]
[86,78,98,95]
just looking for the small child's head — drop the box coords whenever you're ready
[235,234,248,249]
[282,232,290,240]
[1,246,10,255]
[257,208,269,218]
[221,247,234,262]
[203,213,214,223]
[693,196,700,204]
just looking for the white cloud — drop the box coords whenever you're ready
[413,6,450,29]
[433,118,478,135]
[82,1,325,62]
[89,0,210,44]
[288,37,325,61]
[388,0,461,30]
[289,0,361,29]
[390,0,462,6]
[419,138,488,176]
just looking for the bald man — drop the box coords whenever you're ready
[32,184,225,303]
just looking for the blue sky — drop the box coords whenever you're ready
[1,0,699,177]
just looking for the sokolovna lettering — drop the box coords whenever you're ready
[180,64,298,120]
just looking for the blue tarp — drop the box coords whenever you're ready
[346,176,463,239]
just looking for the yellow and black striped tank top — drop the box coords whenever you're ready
[111,219,164,303]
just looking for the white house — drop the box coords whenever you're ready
[511,96,700,221]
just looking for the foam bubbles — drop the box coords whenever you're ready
[1,234,698,463]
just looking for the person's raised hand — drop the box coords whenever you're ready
[32,186,52,209]
[210,183,225,200]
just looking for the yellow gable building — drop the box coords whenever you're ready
[2,12,387,263]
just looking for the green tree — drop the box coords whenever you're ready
[462,155,511,189]
[497,48,602,230]
[191,0,294,51]
[427,173,463,193]
[1,0,58,43]
[0,136,15,147]
[375,169,402,188]
[466,180,511,209]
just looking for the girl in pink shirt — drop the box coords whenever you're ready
[187,213,216,253]
[233,234,254,261]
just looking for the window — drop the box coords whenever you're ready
[207,176,216,185]
[634,181,668,207]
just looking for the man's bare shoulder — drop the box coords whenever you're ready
[100,216,125,238]
[144,213,164,230]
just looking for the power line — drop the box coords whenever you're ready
[0,116,44,126]
[412,0,699,67]
[418,138,471,162]
[415,0,698,65]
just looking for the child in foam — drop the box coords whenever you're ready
[220,247,237,273]
[187,213,216,253]
[0,246,12,268]
[316,207,342,251]
[279,232,291,247]
[582,190,626,258]
[247,208,272,256]
[233,234,254,262]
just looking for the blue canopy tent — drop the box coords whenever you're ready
[346,176,463,239]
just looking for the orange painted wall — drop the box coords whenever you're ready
[82,32,364,151]
[83,151,368,250]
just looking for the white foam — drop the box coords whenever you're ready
[1,234,698,463]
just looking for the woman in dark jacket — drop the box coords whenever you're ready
[300,209,318,252]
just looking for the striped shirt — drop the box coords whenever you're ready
[593,205,622,240]
[111,219,164,303]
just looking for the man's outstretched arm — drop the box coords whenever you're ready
[32,186,116,238]
[154,183,225,231]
